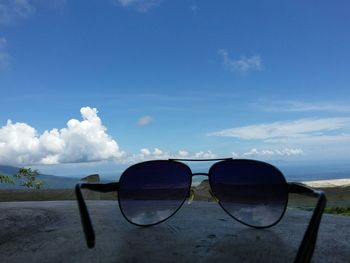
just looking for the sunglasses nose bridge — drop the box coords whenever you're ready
[190,172,217,203]
[191,172,209,177]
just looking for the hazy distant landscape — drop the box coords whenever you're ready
[0,165,80,189]
[1,164,349,217]
[1,163,350,190]
[0,165,118,189]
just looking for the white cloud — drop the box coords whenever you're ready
[0,107,124,166]
[218,49,263,74]
[231,152,239,158]
[0,0,35,24]
[139,148,151,157]
[177,150,189,157]
[266,134,350,144]
[257,100,350,113]
[194,150,216,159]
[153,147,163,156]
[116,0,162,12]
[138,147,164,159]
[128,147,168,163]
[138,115,153,126]
[230,148,303,160]
[208,117,350,143]
[242,148,303,157]
[0,37,10,70]
[0,0,66,25]
[13,0,34,17]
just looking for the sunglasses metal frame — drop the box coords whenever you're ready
[75,158,326,263]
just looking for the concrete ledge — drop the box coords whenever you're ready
[0,201,349,263]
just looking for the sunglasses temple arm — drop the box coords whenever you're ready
[75,182,119,249]
[288,183,327,263]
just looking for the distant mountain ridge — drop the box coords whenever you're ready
[0,165,80,189]
[0,165,20,176]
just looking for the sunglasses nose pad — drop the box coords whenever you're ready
[187,189,195,204]
[209,189,219,203]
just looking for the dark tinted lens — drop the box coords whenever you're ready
[209,160,288,227]
[118,160,192,226]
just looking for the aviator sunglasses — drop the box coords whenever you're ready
[75,158,326,263]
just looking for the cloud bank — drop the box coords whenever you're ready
[0,107,124,166]
[240,148,303,157]
[123,148,216,163]
[0,107,312,167]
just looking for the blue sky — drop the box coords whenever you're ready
[1,0,350,175]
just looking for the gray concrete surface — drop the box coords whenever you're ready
[0,201,349,263]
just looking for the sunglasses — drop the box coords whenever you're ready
[75,158,326,263]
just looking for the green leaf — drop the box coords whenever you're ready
[13,167,44,189]
[0,174,15,184]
